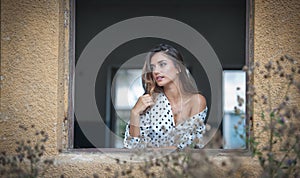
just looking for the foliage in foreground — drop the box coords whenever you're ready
[0,56,299,178]
[235,55,300,177]
[0,125,54,177]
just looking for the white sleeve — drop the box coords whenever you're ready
[194,108,207,148]
[176,107,208,149]
[123,112,151,149]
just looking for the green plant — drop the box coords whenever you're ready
[235,55,300,177]
[0,125,54,177]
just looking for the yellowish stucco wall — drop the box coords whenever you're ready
[253,0,300,147]
[0,0,299,177]
[0,0,68,156]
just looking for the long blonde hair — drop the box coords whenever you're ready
[142,44,199,96]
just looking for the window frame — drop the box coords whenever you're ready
[67,0,254,155]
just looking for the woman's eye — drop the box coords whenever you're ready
[160,63,166,67]
[150,66,155,71]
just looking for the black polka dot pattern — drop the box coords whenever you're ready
[123,93,208,149]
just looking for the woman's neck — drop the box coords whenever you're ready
[164,81,192,104]
[164,82,182,103]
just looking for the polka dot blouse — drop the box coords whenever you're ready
[124,93,208,149]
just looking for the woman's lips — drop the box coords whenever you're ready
[156,76,164,82]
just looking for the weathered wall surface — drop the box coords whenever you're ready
[0,0,299,177]
[0,0,67,156]
[253,0,300,146]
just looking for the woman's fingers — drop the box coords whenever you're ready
[141,94,154,106]
[133,94,155,114]
[145,100,155,107]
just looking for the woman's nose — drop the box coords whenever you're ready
[153,68,160,74]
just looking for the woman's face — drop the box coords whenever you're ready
[150,52,179,87]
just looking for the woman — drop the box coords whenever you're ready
[124,44,208,149]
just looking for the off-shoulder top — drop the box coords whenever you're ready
[123,92,208,149]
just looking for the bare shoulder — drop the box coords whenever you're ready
[191,94,207,113]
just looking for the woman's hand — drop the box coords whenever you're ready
[129,94,154,137]
[131,94,155,115]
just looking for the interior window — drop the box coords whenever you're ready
[113,69,144,148]
[223,70,246,149]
